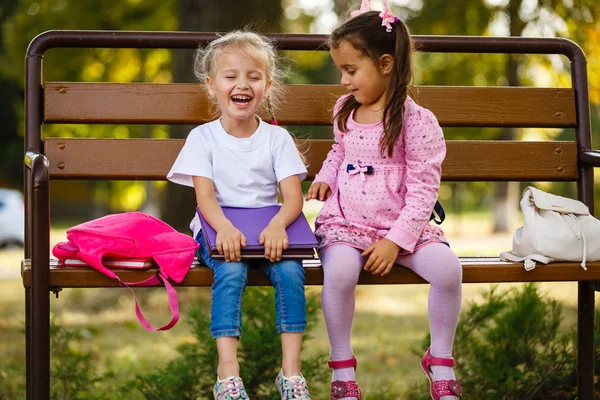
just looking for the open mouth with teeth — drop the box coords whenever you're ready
[231,94,253,105]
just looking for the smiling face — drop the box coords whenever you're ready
[206,48,271,135]
[330,39,392,111]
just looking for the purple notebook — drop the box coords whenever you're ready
[197,206,318,259]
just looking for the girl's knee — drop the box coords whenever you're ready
[321,245,363,292]
[275,259,305,276]
[213,261,248,286]
[432,256,462,289]
[268,259,306,287]
[323,264,360,293]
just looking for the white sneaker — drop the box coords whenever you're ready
[275,369,311,399]
[213,375,249,399]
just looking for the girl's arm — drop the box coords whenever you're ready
[385,107,446,253]
[193,176,246,262]
[260,174,303,261]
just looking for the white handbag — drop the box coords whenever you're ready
[500,186,600,271]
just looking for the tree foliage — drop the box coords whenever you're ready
[0,0,177,190]
[0,0,598,211]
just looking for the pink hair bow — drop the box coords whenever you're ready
[351,0,370,17]
[379,0,400,32]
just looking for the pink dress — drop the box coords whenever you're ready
[314,95,447,254]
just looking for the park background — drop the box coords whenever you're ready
[0,0,599,398]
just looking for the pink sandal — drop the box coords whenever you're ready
[328,356,362,400]
[420,348,463,399]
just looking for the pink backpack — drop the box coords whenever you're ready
[52,212,199,331]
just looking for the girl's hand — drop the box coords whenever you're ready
[216,224,247,262]
[259,220,289,262]
[306,182,332,201]
[362,239,400,276]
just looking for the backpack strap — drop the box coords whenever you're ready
[430,200,445,225]
[120,270,179,331]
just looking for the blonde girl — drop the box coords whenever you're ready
[168,31,311,400]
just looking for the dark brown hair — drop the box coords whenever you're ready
[329,10,413,157]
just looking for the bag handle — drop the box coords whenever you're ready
[526,186,589,215]
[119,271,180,331]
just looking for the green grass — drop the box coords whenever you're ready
[0,211,588,397]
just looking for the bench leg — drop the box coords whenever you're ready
[30,272,50,399]
[578,281,595,400]
[25,288,31,400]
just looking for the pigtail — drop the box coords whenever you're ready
[380,19,413,157]
[266,95,278,126]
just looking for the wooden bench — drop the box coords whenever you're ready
[23,31,600,399]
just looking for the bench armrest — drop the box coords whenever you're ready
[24,151,48,172]
[580,150,600,168]
[23,152,50,282]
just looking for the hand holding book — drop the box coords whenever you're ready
[259,219,289,262]
[216,222,247,262]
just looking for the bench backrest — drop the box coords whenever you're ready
[43,82,579,182]
[24,32,595,250]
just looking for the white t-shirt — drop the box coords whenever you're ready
[167,117,307,237]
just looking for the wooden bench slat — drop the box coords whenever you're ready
[45,83,576,128]
[21,258,600,287]
[45,138,578,181]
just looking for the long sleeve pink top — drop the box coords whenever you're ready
[314,95,447,253]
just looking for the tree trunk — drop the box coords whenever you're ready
[493,53,520,232]
[162,0,283,231]
[493,0,526,233]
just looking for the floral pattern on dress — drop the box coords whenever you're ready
[315,217,447,255]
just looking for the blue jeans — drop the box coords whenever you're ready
[196,232,307,338]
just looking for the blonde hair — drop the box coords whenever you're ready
[194,31,284,122]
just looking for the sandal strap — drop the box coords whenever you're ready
[328,356,357,370]
[424,348,456,368]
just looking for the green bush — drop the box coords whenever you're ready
[0,336,26,399]
[0,323,112,400]
[0,287,326,400]
[0,321,112,400]
[126,287,328,399]
[405,283,600,400]
[50,324,113,400]
[7,283,600,399]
